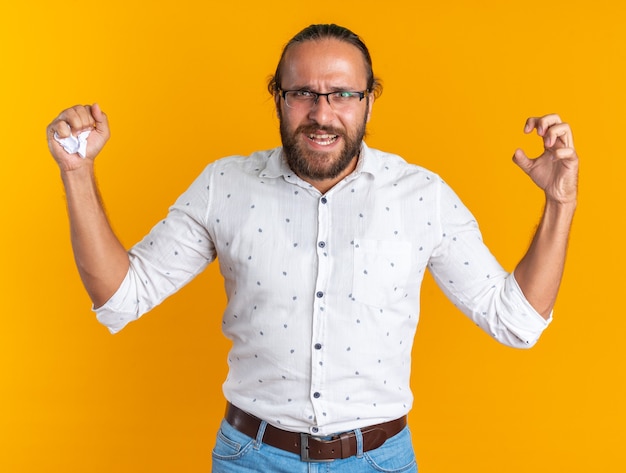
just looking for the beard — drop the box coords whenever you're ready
[279,112,368,182]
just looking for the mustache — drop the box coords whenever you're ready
[296,124,344,136]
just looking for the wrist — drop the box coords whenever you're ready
[60,162,99,197]
[545,196,577,213]
[60,160,95,180]
[542,198,577,233]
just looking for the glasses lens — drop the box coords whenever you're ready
[284,91,314,108]
[328,92,361,108]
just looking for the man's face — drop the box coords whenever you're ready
[276,38,374,188]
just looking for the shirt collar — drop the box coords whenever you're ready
[353,142,378,177]
[260,147,294,179]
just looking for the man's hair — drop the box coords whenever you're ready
[267,24,383,98]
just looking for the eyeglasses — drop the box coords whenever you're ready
[279,89,368,110]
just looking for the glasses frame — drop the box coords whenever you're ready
[278,89,369,109]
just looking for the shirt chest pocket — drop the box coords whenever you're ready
[352,239,413,308]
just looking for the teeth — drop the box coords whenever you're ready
[308,134,338,145]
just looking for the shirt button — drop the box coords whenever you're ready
[313,392,321,398]
[316,291,324,298]
[311,426,319,434]
[314,343,322,350]
[318,241,326,248]
[321,197,328,204]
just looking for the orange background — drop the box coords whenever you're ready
[1,1,624,471]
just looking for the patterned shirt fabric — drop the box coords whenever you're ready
[95,143,550,436]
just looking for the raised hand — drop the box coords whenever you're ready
[46,104,110,172]
[512,114,579,205]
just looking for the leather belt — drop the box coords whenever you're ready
[224,402,407,462]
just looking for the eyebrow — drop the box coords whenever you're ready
[285,84,364,92]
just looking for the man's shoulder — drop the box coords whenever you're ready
[363,144,440,180]
[195,147,282,181]
[208,147,280,169]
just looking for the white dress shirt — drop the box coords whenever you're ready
[95,143,550,436]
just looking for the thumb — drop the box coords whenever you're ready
[89,103,111,145]
[91,103,109,135]
[512,148,533,174]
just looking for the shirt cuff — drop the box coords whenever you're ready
[500,272,552,346]
[92,270,139,334]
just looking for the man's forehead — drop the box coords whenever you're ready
[281,39,369,83]
[284,38,363,61]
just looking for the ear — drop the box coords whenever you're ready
[274,92,282,119]
[365,92,375,123]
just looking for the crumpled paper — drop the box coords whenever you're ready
[53,130,91,158]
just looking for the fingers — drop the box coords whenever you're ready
[47,104,110,164]
[552,146,578,164]
[47,104,97,139]
[524,114,561,135]
[524,114,574,149]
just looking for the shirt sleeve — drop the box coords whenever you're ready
[94,164,217,334]
[427,179,551,348]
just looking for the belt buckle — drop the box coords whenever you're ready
[300,433,333,463]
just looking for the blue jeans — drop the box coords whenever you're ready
[211,418,417,472]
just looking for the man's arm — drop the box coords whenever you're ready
[511,114,579,319]
[47,104,130,308]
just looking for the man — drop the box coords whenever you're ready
[46,24,578,473]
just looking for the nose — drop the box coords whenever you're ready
[307,94,335,124]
